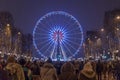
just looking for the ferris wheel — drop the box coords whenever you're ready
[33,11,84,60]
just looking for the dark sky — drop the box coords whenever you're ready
[0,0,120,34]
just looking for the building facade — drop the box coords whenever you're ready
[103,9,120,59]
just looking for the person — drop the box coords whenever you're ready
[0,63,9,80]
[102,62,107,79]
[19,58,32,80]
[31,60,40,80]
[6,56,25,80]
[96,60,103,80]
[115,61,120,80]
[58,62,77,80]
[40,62,58,80]
[73,60,80,76]
[78,62,96,80]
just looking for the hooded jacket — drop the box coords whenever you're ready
[40,63,58,80]
[59,62,77,80]
[6,56,25,80]
[78,62,96,80]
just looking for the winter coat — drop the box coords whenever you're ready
[78,70,96,80]
[96,62,103,73]
[40,63,58,80]
[6,63,25,80]
[0,69,9,80]
[59,62,77,80]
[78,62,96,80]
[58,72,77,80]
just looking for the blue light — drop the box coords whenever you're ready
[33,11,84,60]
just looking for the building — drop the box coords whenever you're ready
[84,31,101,59]
[0,11,14,27]
[104,9,120,33]
[0,11,33,56]
[103,9,120,59]
[0,12,14,53]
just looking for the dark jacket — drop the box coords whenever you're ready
[0,69,9,80]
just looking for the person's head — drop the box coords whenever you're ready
[83,62,93,72]
[46,57,52,63]
[19,58,26,66]
[7,56,16,63]
[61,62,74,72]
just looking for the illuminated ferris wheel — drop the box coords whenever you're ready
[33,11,83,60]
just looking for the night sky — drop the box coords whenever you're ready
[0,0,120,34]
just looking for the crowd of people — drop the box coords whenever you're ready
[0,55,120,80]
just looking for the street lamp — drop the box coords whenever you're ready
[116,16,120,20]
[100,28,104,32]
[7,24,10,27]
[116,27,119,31]
[18,32,21,35]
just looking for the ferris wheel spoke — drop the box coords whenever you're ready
[50,43,57,59]
[63,39,78,50]
[38,39,53,51]
[34,36,48,41]
[61,41,73,56]
[60,16,74,28]
[66,32,83,36]
[38,22,52,32]
[35,27,49,34]
[44,41,54,55]
[65,20,78,29]
[66,27,81,34]
[35,32,48,35]
[36,38,51,48]
[60,44,67,59]
[43,17,55,29]
[65,36,82,40]
[65,36,82,41]
[63,39,78,51]
[45,15,56,28]
[65,38,80,47]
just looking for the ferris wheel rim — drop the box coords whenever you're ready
[33,11,84,59]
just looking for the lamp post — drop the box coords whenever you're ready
[115,15,120,59]
[4,24,12,53]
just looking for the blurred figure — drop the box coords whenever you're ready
[115,61,120,80]
[102,61,108,80]
[40,62,58,80]
[59,62,77,80]
[79,61,84,72]
[73,60,80,76]
[6,56,25,80]
[31,60,40,80]
[19,58,32,80]
[96,60,103,80]
[108,61,114,80]
[78,62,96,80]
[0,62,9,80]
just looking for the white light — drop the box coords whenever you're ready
[115,50,119,53]
[116,28,119,31]
[116,16,120,20]
[101,28,104,32]
[8,53,10,55]
[7,24,10,26]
